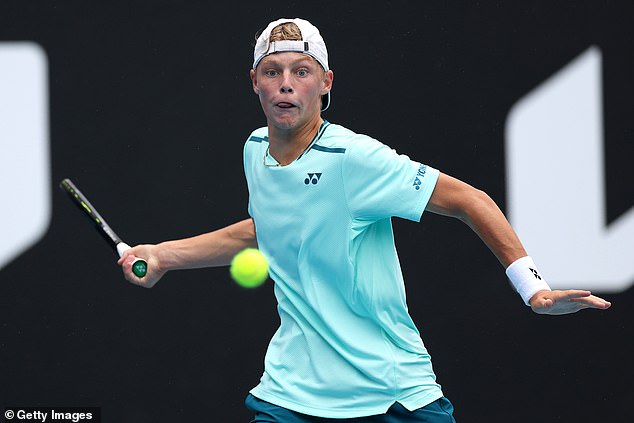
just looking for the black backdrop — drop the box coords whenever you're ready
[1,1,632,422]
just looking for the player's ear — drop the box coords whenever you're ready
[250,69,260,95]
[321,69,333,95]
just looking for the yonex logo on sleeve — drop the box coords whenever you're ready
[412,164,427,190]
[304,173,322,185]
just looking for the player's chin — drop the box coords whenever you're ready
[270,120,301,133]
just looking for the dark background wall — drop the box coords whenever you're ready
[1,1,632,421]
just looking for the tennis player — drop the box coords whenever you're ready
[119,18,611,422]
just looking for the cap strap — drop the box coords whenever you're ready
[268,40,309,54]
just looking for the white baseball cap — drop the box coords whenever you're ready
[253,18,329,71]
[253,18,331,111]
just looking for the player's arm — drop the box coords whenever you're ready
[425,172,611,314]
[118,218,257,288]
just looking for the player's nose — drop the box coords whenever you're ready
[280,72,294,93]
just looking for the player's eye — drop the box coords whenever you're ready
[296,69,309,77]
[265,69,279,77]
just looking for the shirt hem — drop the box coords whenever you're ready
[398,389,444,412]
[249,386,444,419]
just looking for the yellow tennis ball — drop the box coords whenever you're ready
[230,248,269,288]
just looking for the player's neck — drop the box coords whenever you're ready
[267,117,324,166]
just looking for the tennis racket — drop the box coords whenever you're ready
[59,178,147,278]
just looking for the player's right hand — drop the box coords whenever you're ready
[118,244,166,288]
[529,289,611,315]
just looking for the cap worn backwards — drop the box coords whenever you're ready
[253,18,329,71]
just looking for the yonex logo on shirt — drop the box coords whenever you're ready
[305,173,322,185]
[412,164,427,190]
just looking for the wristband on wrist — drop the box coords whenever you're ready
[505,256,551,306]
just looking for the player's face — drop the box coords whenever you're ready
[251,53,332,130]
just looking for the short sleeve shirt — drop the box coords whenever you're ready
[244,122,443,418]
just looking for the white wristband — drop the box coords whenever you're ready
[505,256,551,306]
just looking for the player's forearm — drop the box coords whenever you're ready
[455,189,526,268]
[427,173,526,267]
[156,218,257,270]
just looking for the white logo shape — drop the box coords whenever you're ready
[0,42,51,271]
[506,46,634,292]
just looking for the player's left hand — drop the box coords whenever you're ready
[529,289,611,315]
[117,244,165,288]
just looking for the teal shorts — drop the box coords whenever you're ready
[245,394,456,423]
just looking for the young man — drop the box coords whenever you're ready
[119,18,611,422]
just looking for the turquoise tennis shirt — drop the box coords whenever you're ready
[244,121,443,418]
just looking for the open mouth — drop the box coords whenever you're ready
[276,102,295,109]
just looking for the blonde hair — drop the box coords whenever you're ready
[269,22,303,42]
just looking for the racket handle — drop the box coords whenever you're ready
[116,242,148,278]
